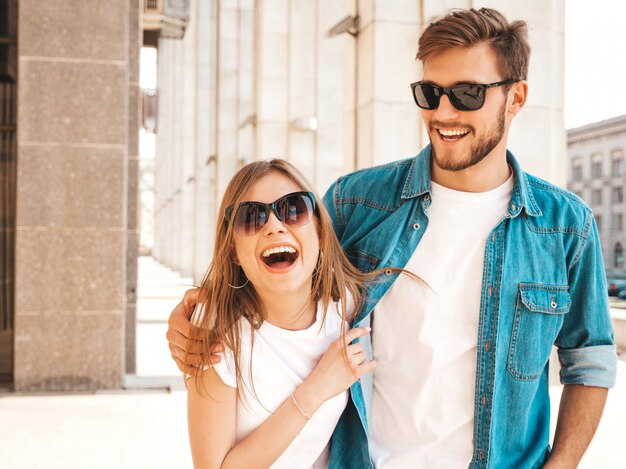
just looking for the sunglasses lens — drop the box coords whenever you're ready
[277,193,314,226]
[233,203,268,235]
[449,84,485,111]
[229,193,315,236]
[414,84,440,109]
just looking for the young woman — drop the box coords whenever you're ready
[186,159,377,468]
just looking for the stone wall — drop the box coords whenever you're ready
[14,0,138,391]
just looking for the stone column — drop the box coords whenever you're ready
[15,0,133,390]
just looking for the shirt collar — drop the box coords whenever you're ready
[401,145,542,218]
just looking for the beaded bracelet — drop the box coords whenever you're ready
[291,392,312,421]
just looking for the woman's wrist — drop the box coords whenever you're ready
[293,381,323,417]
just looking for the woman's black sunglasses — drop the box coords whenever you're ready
[225,191,317,236]
[410,79,516,111]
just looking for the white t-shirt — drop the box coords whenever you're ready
[211,300,349,469]
[370,175,513,468]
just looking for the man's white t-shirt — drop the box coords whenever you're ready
[370,175,514,468]
[211,301,349,469]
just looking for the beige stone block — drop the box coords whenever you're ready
[358,0,376,29]
[356,22,374,109]
[125,303,136,374]
[374,22,422,103]
[20,0,127,61]
[128,0,141,84]
[14,312,124,391]
[128,84,141,157]
[374,0,420,23]
[290,78,316,119]
[289,131,315,169]
[290,34,316,78]
[19,60,126,144]
[261,0,289,34]
[14,229,124,312]
[526,30,564,109]
[423,0,471,24]
[260,33,288,78]
[477,0,558,32]
[356,102,374,168]
[127,157,140,231]
[372,101,422,166]
[291,0,317,35]
[508,106,554,180]
[257,122,288,158]
[258,77,288,121]
[16,145,125,229]
[221,7,240,41]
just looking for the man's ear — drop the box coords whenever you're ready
[508,80,528,116]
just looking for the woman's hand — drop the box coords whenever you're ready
[296,327,375,413]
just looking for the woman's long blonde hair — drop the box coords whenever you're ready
[187,159,377,396]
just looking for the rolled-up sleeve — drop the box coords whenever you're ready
[556,211,617,388]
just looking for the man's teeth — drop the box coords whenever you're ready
[438,129,470,136]
[262,246,296,257]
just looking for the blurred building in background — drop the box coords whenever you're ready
[151,0,567,285]
[567,115,626,273]
[1,0,566,391]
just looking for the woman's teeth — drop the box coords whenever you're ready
[262,246,296,258]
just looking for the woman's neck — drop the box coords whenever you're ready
[260,290,317,331]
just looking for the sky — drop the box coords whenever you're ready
[565,0,626,128]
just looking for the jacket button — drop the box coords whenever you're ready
[551,300,557,309]
[424,194,430,201]
[385,269,392,276]
[511,204,517,211]
[413,223,420,230]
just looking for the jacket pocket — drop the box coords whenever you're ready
[507,283,571,381]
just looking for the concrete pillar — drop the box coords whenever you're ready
[15,0,135,390]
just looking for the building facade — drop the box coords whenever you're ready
[152,0,567,284]
[567,115,626,274]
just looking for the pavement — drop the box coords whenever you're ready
[0,256,625,468]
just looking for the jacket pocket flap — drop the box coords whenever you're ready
[518,283,571,314]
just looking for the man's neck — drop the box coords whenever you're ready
[431,150,511,193]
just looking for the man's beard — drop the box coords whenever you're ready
[430,103,506,172]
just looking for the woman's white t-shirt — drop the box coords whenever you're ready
[212,301,349,469]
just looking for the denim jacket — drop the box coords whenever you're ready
[323,146,617,469]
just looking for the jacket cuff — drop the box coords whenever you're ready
[558,344,617,388]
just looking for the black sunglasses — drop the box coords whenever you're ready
[410,79,516,111]
[225,191,317,236]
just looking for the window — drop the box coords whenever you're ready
[612,157,624,177]
[592,189,602,205]
[595,214,602,231]
[615,243,624,269]
[613,187,623,204]
[613,213,623,231]
[572,158,583,182]
[592,160,603,179]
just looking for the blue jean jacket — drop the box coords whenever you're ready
[322,146,617,469]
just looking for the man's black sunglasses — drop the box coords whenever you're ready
[225,191,317,236]
[410,79,516,111]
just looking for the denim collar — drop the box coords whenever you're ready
[401,145,542,217]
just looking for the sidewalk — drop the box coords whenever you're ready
[0,257,625,468]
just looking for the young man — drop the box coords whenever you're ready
[166,8,616,468]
